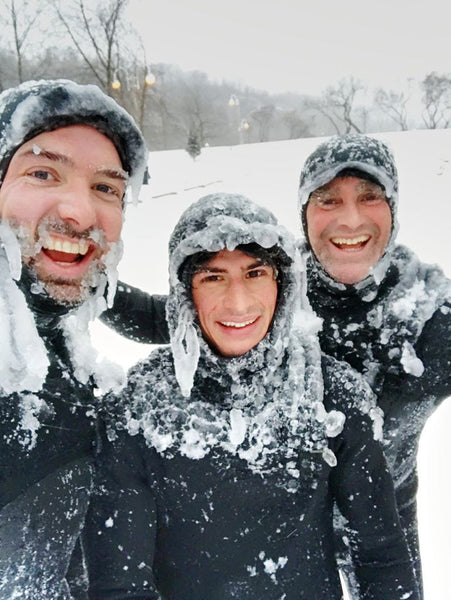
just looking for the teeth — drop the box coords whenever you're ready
[221,318,257,328]
[43,236,89,255]
[79,239,89,254]
[331,235,370,245]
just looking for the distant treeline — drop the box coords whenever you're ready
[1,0,450,152]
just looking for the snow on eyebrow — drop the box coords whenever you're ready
[20,147,73,166]
[99,166,129,181]
[355,179,385,193]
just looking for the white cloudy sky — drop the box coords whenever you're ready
[126,0,450,96]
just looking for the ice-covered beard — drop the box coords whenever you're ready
[11,217,112,307]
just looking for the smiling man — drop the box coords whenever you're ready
[298,133,451,599]
[0,79,147,599]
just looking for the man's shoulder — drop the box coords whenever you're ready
[388,244,450,323]
[321,354,370,392]
[127,346,175,383]
[392,244,450,288]
[103,346,177,428]
[321,354,382,434]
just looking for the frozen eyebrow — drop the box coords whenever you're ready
[98,167,128,182]
[311,185,338,198]
[194,266,226,274]
[245,260,267,270]
[20,147,74,166]
[357,180,384,193]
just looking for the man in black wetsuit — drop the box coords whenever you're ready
[0,78,147,599]
[297,134,450,598]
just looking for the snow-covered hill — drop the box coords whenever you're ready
[91,129,451,600]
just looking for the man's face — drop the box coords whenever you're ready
[305,176,392,284]
[0,124,127,305]
[191,248,278,357]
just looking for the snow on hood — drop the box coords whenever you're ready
[161,192,344,470]
[0,79,148,205]
[369,245,451,380]
[167,192,314,394]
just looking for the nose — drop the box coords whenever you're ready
[338,198,365,230]
[55,181,97,231]
[222,279,252,314]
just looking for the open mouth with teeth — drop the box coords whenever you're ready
[41,236,93,264]
[219,317,258,330]
[330,234,370,251]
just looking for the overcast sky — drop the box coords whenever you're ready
[126,0,450,96]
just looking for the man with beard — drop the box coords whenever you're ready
[0,79,147,599]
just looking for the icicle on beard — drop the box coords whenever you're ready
[9,217,114,307]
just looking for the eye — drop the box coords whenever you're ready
[247,268,269,279]
[94,182,123,199]
[201,273,224,283]
[27,169,54,181]
[360,192,386,204]
[320,197,338,206]
[311,194,340,208]
[192,272,224,287]
[202,274,222,283]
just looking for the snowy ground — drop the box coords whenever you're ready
[91,129,451,600]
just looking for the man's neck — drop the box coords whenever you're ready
[18,266,71,327]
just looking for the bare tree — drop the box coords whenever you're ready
[2,0,42,82]
[308,77,364,134]
[141,67,179,149]
[305,97,341,134]
[421,72,451,129]
[281,109,312,139]
[110,41,154,128]
[326,77,364,133]
[175,71,227,146]
[50,0,129,93]
[374,88,410,131]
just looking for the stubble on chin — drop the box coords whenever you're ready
[32,258,105,307]
[9,217,110,307]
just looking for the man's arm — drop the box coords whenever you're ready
[380,300,451,407]
[101,282,169,345]
[331,407,420,600]
[83,424,161,600]
[411,300,451,398]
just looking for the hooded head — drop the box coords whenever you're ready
[142,192,346,476]
[0,79,148,202]
[298,134,399,289]
[166,192,320,397]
